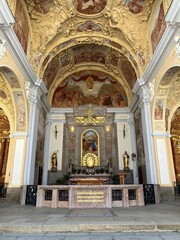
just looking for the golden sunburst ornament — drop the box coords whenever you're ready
[82,153,99,167]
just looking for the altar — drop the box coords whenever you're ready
[70,177,108,185]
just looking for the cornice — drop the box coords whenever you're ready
[0,0,14,26]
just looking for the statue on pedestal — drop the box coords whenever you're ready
[51,151,58,171]
[123,151,129,171]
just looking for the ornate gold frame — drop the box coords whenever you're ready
[81,129,100,166]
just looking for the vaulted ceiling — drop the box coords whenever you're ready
[10,0,167,108]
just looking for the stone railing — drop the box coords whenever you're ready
[33,184,144,209]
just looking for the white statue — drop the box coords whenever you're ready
[0,39,6,60]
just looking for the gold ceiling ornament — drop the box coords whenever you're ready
[86,76,94,91]
[82,152,99,167]
[75,105,105,125]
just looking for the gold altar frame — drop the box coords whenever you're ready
[81,129,100,166]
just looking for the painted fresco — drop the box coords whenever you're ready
[13,0,29,53]
[43,56,60,88]
[154,99,164,120]
[73,45,106,64]
[0,90,7,99]
[125,0,145,14]
[121,60,137,89]
[77,21,102,32]
[0,67,20,88]
[73,0,107,15]
[151,2,166,53]
[52,72,128,108]
[13,92,26,131]
[30,0,53,14]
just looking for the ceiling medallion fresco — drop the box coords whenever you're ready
[73,0,107,15]
[124,0,145,14]
[52,71,128,108]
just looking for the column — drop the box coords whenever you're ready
[23,79,48,185]
[138,81,157,184]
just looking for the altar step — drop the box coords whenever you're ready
[0,200,179,233]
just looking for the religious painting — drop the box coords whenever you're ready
[121,60,137,89]
[43,56,60,89]
[13,0,29,53]
[77,21,102,32]
[154,99,164,120]
[52,71,128,108]
[13,92,26,131]
[151,2,166,53]
[81,129,100,167]
[73,44,106,64]
[73,0,107,15]
[125,0,144,14]
[1,67,20,88]
[26,0,53,14]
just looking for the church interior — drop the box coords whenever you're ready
[0,0,180,205]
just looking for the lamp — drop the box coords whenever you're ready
[131,153,136,161]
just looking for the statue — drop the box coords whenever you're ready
[123,151,129,170]
[51,151,58,171]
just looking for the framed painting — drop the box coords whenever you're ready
[81,129,100,167]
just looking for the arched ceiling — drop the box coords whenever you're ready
[14,0,158,108]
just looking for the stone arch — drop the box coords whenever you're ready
[153,66,180,133]
[48,65,133,108]
[0,66,28,132]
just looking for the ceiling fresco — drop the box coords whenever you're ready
[73,0,107,15]
[52,71,128,108]
[8,0,169,108]
[43,43,137,92]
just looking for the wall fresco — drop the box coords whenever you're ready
[151,2,166,53]
[13,0,29,53]
[0,67,20,88]
[13,92,26,131]
[154,99,164,120]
